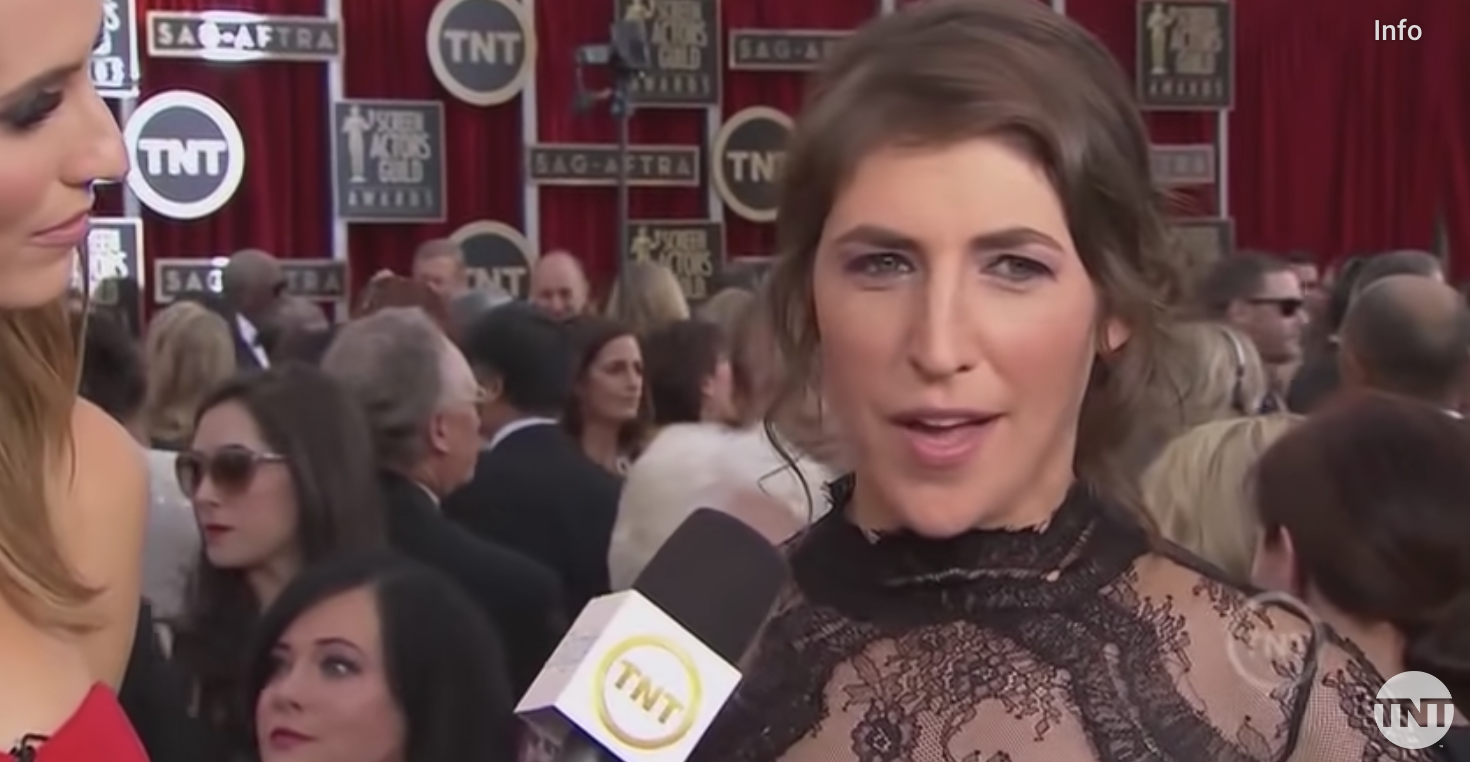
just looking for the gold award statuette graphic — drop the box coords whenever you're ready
[594,634,703,751]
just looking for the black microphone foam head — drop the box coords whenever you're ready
[632,508,789,665]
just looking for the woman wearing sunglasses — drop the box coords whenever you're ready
[170,364,388,762]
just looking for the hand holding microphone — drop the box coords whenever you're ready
[516,509,789,762]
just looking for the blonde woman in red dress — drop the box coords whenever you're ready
[0,0,149,759]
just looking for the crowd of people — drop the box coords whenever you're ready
[5,0,1470,761]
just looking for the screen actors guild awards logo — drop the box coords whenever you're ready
[625,221,721,301]
[332,100,446,222]
[1136,0,1233,109]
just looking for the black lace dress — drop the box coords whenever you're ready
[689,477,1432,762]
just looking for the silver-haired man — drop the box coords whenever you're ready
[321,307,566,694]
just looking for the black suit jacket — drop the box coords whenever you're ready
[120,601,204,762]
[197,296,265,371]
[379,471,567,695]
[445,424,621,615]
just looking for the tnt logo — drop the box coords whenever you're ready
[595,635,701,751]
[454,220,536,300]
[427,0,534,107]
[713,107,792,223]
[1374,671,1455,749]
[136,138,230,177]
[124,90,245,220]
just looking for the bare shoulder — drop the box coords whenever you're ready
[55,399,146,686]
[62,400,148,526]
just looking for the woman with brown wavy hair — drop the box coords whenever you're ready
[688,2,1412,761]
[1253,392,1470,759]
[0,0,149,758]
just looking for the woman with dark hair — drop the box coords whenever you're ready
[173,364,387,760]
[688,1,1406,761]
[564,316,651,474]
[1253,392,1470,760]
[642,319,737,427]
[246,552,515,762]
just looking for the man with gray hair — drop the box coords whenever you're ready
[218,248,284,369]
[321,307,566,693]
[411,237,471,302]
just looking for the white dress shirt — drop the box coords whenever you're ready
[485,417,558,451]
[236,313,271,368]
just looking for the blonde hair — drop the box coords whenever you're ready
[1141,414,1300,581]
[695,287,755,338]
[1173,321,1268,427]
[604,260,690,334]
[0,300,101,626]
[143,302,237,446]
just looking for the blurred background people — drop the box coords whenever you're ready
[173,365,386,759]
[695,287,756,336]
[354,276,452,336]
[322,308,566,695]
[1288,250,1445,412]
[1142,414,1299,582]
[409,239,470,303]
[642,320,739,431]
[603,259,690,334]
[564,317,651,474]
[446,303,620,614]
[1337,274,1470,413]
[529,251,590,322]
[447,286,512,341]
[218,249,286,370]
[1194,252,1308,411]
[143,301,238,452]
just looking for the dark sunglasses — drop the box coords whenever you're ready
[176,445,286,495]
[1247,297,1304,318]
[270,280,288,297]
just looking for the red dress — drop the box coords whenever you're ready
[2,685,146,761]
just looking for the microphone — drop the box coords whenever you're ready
[516,509,788,762]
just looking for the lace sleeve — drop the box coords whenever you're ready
[1285,629,1435,762]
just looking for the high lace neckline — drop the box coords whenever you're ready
[792,473,1149,621]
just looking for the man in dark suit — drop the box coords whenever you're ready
[322,307,567,694]
[215,248,286,370]
[445,303,621,614]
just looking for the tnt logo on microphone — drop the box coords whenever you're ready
[1374,671,1454,749]
[123,90,245,220]
[595,635,702,750]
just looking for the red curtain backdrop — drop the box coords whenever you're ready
[340,0,523,292]
[1225,0,1450,266]
[121,0,1470,301]
[1430,2,1470,275]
